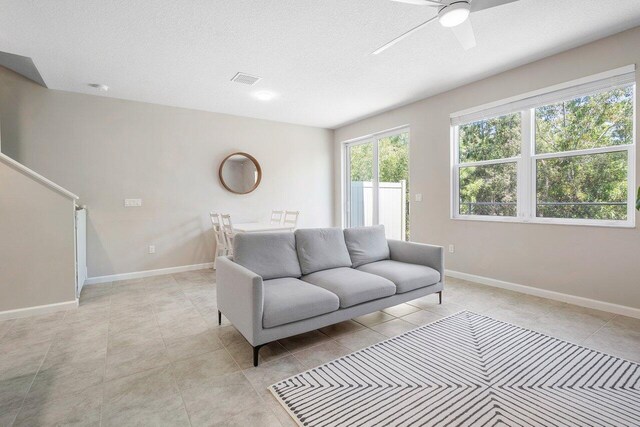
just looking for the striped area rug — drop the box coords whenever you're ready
[269,311,640,426]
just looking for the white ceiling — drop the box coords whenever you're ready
[1,0,640,129]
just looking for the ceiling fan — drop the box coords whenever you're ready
[372,0,519,54]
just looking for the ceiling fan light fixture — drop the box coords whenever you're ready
[438,2,471,28]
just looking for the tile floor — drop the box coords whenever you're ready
[1,269,639,426]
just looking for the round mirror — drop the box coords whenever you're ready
[218,152,262,194]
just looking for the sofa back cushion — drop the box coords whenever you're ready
[343,225,390,268]
[295,228,352,275]
[233,232,301,280]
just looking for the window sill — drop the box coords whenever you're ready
[451,215,636,229]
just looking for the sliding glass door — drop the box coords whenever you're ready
[345,128,409,240]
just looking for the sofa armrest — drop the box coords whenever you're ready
[216,256,264,345]
[387,240,444,282]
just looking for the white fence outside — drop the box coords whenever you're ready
[350,181,407,240]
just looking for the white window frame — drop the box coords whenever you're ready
[450,66,636,228]
[342,125,410,230]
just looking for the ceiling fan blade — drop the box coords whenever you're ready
[451,18,476,50]
[390,0,445,6]
[470,0,519,13]
[372,16,438,55]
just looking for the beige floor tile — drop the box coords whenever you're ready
[243,355,306,398]
[108,310,157,335]
[171,349,239,390]
[263,393,298,427]
[14,383,103,427]
[201,310,231,328]
[516,307,611,344]
[382,303,421,317]
[112,277,148,288]
[153,303,200,322]
[2,314,64,347]
[217,405,282,427]
[159,317,211,341]
[173,270,215,287]
[293,341,352,368]
[164,330,224,362]
[353,311,395,327]
[0,374,34,427]
[102,366,190,427]
[0,319,15,340]
[144,273,180,288]
[108,322,163,350]
[0,341,50,382]
[582,315,640,362]
[179,372,266,426]
[479,305,545,330]
[369,318,417,338]
[226,340,290,369]
[318,320,364,338]
[334,328,387,352]
[402,310,444,326]
[214,325,246,347]
[152,294,196,315]
[277,330,331,353]
[407,295,464,315]
[105,340,170,380]
[5,267,640,426]
[63,306,110,329]
[26,354,105,403]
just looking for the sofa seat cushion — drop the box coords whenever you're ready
[344,225,390,268]
[234,232,301,280]
[295,228,353,275]
[263,278,339,328]
[301,267,396,308]
[357,260,440,294]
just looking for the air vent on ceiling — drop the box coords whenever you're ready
[231,72,262,85]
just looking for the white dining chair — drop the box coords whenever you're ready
[221,214,235,256]
[283,211,299,230]
[270,210,284,225]
[209,212,227,267]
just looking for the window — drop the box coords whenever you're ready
[344,127,410,240]
[451,67,636,227]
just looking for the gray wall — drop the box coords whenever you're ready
[0,159,76,311]
[335,27,640,309]
[0,67,335,278]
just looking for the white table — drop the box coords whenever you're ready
[233,222,294,233]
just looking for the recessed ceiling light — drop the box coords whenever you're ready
[253,90,277,101]
[88,83,109,92]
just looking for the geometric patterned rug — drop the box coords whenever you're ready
[270,311,640,426]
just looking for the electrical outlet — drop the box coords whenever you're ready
[449,244,455,254]
[148,245,156,254]
[124,198,142,207]
[414,193,423,202]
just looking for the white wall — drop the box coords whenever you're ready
[0,156,76,312]
[0,67,335,278]
[335,27,640,310]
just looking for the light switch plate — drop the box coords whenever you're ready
[414,193,423,202]
[124,198,142,207]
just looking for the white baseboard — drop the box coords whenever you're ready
[0,299,79,321]
[84,262,214,285]
[445,269,640,320]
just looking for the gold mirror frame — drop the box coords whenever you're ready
[218,152,262,194]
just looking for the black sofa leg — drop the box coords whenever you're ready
[438,291,442,305]
[253,344,264,367]
[218,310,222,325]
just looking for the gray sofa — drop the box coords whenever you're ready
[216,225,444,366]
